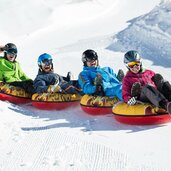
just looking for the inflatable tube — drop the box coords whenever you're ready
[32,92,81,110]
[112,101,171,125]
[0,82,31,104]
[80,94,119,115]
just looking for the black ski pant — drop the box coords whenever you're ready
[138,84,167,108]
[9,80,34,94]
[60,80,84,95]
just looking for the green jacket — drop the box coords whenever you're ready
[0,57,30,83]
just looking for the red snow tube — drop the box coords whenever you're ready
[81,105,112,115]
[0,82,31,104]
[112,102,171,125]
[32,92,81,110]
[80,94,119,115]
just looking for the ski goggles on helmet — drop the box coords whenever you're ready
[6,48,18,55]
[127,61,141,68]
[40,59,53,66]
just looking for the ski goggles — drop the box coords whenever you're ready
[40,59,53,66]
[86,57,98,62]
[127,61,141,68]
[6,48,18,55]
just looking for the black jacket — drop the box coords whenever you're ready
[33,70,64,93]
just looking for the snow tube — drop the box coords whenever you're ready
[112,101,171,125]
[0,82,32,104]
[32,92,81,110]
[80,94,119,115]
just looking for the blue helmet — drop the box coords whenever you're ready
[37,53,52,65]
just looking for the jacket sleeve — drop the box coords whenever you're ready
[107,67,117,78]
[78,71,96,94]
[33,76,49,93]
[122,76,132,103]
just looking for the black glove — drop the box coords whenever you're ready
[94,74,104,95]
[96,84,102,92]
[117,69,124,82]
[0,47,4,51]
[94,74,102,86]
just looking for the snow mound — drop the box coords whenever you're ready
[108,1,171,67]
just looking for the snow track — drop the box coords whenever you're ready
[0,102,164,171]
[0,128,161,171]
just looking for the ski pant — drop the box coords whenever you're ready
[9,80,34,94]
[60,80,84,95]
[138,84,167,108]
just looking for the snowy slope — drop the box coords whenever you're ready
[108,0,171,68]
[1,0,171,171]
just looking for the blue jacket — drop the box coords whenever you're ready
[78,66,123,100]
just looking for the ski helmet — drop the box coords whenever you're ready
[82,49,98,66]
[124,50,142,69]
[38,53,53,65]
[124,50,141,64]
[4,43,18,55]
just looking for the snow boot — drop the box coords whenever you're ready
[117,69,124,82]
[162,81,171,101]
[152,73,164,91]
[131,82,141,97]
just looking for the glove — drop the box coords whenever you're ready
[94,73,102,86]
[0,46,5,52]
[117,69,124,82]
[127,97,137,105]
[48,84,62,93]
[96,85,103,93]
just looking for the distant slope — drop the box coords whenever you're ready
[108,1,171,67]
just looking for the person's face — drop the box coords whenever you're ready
[6,53,16,62]
[41,59,53,72]
[127,61,141,74]
[86,59,98,67]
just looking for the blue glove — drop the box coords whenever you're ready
[127,97,137,105]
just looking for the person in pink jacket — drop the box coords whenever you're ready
[122,50,171,114]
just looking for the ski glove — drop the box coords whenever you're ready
[127,97,137,105]
[117,69,124,82]
[48,84,62,93]
[0,46,5,52]
[96,85,103,94]
[94,73,102,86]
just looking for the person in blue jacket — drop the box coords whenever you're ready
[78,49,123,100]
[33,53,83,95]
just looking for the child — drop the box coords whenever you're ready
[33,53,83,95]
[122,50,171,114]
[78,49,123,100]
[0,43,33,93]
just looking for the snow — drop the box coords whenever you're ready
[0,0,171,170]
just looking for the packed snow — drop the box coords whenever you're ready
[0,0,171,170]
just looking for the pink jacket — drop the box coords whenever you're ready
[122,69,156,102]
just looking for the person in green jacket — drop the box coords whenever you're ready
[0,43,34,93]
